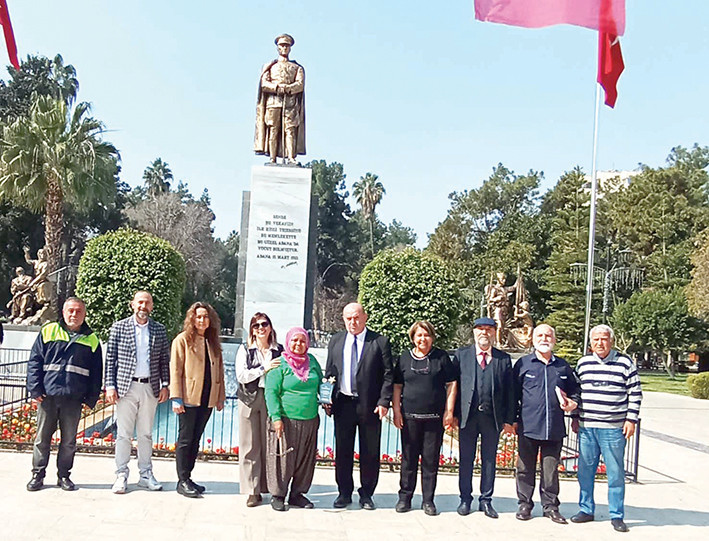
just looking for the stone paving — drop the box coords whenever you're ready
[1,391,708,540]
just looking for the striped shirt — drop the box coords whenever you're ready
[576,349,642,429]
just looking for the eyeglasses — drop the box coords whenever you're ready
[252,321,270,329]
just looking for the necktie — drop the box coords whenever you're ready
[480,351,487,370]
[350,336,358,396]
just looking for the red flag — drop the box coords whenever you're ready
[598,32,624,108]
[0,0,19,70]
[474,0,625,35]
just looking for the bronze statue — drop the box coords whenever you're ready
[484,269,533,350]
[7,267,33,322]
[254,33,306,165]
[7,247,57,325]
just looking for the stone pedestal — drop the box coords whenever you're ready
[235,166,316,339]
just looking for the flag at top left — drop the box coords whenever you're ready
[0,0,19,70]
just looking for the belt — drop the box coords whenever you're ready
[132,377,150,383]
[340,393,359,401]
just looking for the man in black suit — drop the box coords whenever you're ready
[324,302,393,510]
[454,317,515,518]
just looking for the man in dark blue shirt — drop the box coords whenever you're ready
[513,324,579,524]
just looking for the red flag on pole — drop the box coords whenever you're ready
[0,0,19,70]
[597,32,624,108]
[474,0,625,35]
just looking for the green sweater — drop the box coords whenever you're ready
[265,354,323,421]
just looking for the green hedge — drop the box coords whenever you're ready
[687,372,709,399]
[358,248,462,354]
[75,229,186,340]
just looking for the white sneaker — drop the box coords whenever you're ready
[138,473,163,491]
[112,476,127,494]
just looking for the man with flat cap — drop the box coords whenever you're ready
[453,316,515,518]
[254,33,306,165]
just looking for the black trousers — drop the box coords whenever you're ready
[458,410,500,504]
[175,405,212,482]
[334,395,381,498]
[398,417,444,504]
[516,434,563,511]
[32,396,83,478]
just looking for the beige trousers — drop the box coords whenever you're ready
[238,389,269,494]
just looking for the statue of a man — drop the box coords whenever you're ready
[485,272,515,346]
[23,247,56,324]
[254,33,306,165]
[7,267,33,322]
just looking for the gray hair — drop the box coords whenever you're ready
[533,323,556,339]
[589,324,615,344]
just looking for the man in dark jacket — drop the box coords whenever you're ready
[454,317,515,518]
[324,302,393,510]
[513,324,580,524]
[26,297,103,492]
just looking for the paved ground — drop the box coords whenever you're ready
[2,391,708,540]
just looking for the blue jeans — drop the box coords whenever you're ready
[577,426,626,519]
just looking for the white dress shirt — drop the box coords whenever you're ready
[133,316,151,378]
[341,328,367,396]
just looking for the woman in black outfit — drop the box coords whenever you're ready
[392,320,457,516]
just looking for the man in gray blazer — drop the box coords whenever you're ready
[105,291,170,494]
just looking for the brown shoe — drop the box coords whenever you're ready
[246,494,262,507]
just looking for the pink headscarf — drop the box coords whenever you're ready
[283,327,311,382]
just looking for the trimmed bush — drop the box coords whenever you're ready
[75,228,186,340]
[358,248,462,354]
[687,372,709,399]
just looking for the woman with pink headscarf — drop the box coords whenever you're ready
[264,327,323,511]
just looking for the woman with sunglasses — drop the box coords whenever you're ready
[236,312,283,507]
[264,327,322,511]
[392,320,457,516]
[170,302,225,498]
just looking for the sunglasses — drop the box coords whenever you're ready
[252,321,270,329]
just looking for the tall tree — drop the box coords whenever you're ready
[353,172,385,258]
[0,95,119,273]
[142,157,173,197]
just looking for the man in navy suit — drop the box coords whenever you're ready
[324,303,393,510]
[454,317,515,518]
[105,291,170,494]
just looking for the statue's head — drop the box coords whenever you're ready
[15,267,24,276]
[519,300,529,310]
[37,248,46,260]
[496,272,506,284]
[275,34,295,56]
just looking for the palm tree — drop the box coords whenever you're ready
[353,172,385,257]
[143,158,173,197]
[0,95,119,273]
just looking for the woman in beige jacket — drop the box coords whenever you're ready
[170,302,225,498]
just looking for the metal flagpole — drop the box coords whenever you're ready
[582,82,602,354]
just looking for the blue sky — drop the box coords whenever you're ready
[7,1,708,245]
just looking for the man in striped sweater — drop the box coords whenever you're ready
[570,324,642,533]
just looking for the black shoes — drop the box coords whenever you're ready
[57,476,76,491]
[571,511,595,523]
[359,495,376,510]
[288,493,314,509]
[544,509,568,524]
[457,500,472,516]
[190,480,206,494]
[395,499,411,513]
[611,518,629,532]
[333,494,352,508]
[479,501,499,519]
[26,473,44,492]
[271,496,286,511]
[246,494,262,507]
[516,506,533,521]
[422,501,438,516]
[176,480,200,498]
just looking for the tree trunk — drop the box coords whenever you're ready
[369,218,374,258]
[44,173,64,275]
[663,349,676,380]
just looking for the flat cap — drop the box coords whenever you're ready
[473,317,497,328]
